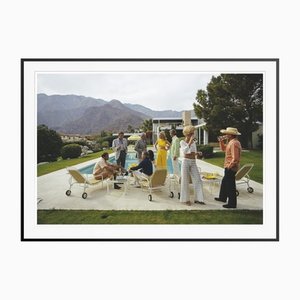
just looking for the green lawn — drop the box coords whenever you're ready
[37,150,113,177]
[37,209,263,224]
[205,150,263,183]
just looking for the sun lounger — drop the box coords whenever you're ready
[235,163,254,196]
[65,167,106,199]
[140,168,167,201]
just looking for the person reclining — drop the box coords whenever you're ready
[129,151,153,187]
[93,152,126,189]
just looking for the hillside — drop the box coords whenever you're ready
[37,93,194,134]
[61,102,146,134]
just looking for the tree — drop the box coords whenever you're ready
[37,125,63,162]
[141,119,152,132]
[140,119,153,144]
[127,125,135,133]
[97,131,114,149]
[193,74,263,148]
[100,130,108,137]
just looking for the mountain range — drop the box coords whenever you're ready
[37,93,194,134]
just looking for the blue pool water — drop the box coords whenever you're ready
[79,152,177,174]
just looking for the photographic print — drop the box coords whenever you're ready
[21,59,279,241]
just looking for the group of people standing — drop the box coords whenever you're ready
[93,126,242,208]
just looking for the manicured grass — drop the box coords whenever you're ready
[37,209,263,224]
[37,150,113,177]
[204,150,263,183]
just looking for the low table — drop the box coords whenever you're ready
[106,176,129,194]
[201,172,222,194]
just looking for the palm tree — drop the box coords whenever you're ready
[141,119,152,132]
[127,125,135,133]
[141,119,153,144]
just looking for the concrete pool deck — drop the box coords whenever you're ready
[37,157,263,211]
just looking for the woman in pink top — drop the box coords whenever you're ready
[214,127,242,208]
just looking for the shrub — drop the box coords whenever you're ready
[208,142,219,148]
[61,143,82,159]
[97,135,115,147]
[90,142,101,152]
[101,141,109,148]
[197,144,214,158]
[37,125,63,163]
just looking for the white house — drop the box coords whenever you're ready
[152,111,208,144]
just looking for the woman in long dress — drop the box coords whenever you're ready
[154,131,171,169]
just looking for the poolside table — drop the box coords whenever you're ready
[201,172,222,194]
[106,176,129,194]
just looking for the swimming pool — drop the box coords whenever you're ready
[79,152,177,174]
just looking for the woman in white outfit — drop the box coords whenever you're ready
[180,125,205,206]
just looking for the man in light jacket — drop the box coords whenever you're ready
[112,132,128,168]
[170,129,180,176]
[134,133,147,162]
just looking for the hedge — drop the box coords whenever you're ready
[61,143,82,159]
[197,144,214,158]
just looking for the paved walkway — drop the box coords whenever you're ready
[37,158,263,211]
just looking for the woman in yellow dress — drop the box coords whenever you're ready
[154,131,171,169]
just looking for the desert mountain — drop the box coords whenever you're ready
[37,94,193,134]
[37,94,106,129]
[61,102,146,134]
[124,103,183,118]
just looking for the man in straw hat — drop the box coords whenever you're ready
[215,127,242,208]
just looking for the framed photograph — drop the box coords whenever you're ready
[21,58,279,241]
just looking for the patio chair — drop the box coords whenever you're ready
[168,173,181,199]
[65,167,106,199]
[140,168,167,201]
[235,163,254,196]
[169,174,192,199]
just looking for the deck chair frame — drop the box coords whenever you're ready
[140,168,167,201]
[66,167,106,199]
[235,163,254,196]
[168,173,181,199]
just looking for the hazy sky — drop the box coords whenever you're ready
[37,72,219,111]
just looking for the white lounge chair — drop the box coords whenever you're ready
[235,163,255,196]
[65,167,107,199]
[140,168,167,201]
